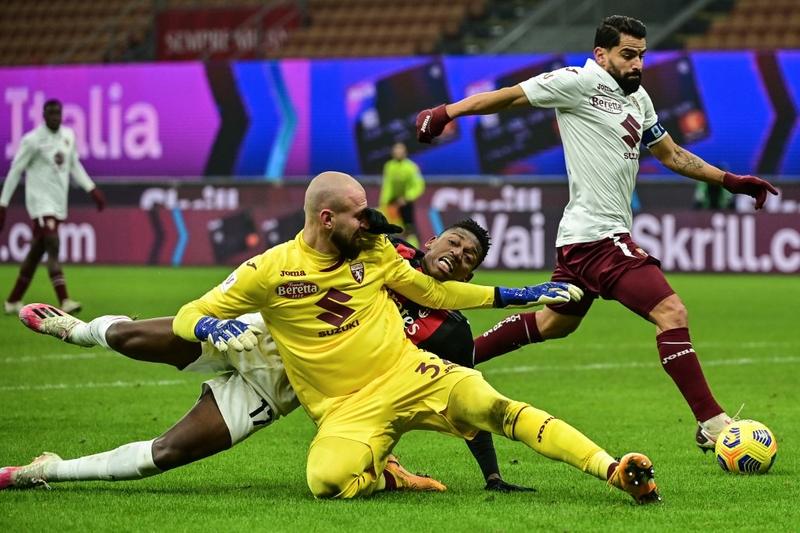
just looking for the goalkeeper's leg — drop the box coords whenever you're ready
[445,376,659,503]
[1,389,231,489]
[306,436,446,499]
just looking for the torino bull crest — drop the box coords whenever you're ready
[350,262,364,283]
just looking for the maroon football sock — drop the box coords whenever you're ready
[382,469,397,490]
[657,327,723,421]
[473,312,543,365]
[49,269,69,303]
[8,274,33,303]
[606,461,619,480]
[9,238,46,303]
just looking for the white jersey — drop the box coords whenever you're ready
[0,124,96,220]
[519,58,666,246]
[183,312,300,417]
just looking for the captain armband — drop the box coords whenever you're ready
[642,121,668,148]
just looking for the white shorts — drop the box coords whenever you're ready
[182,317,300,445]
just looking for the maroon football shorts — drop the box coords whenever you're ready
[547,233,675,318]
[31,216,61,239]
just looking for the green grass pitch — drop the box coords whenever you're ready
[1,265,798,531]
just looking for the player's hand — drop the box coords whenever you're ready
[484,477,537,493]
[416,104,451,144]
[90,187,106,211]
[0,206,6,232]
[494,282,583,308]
[194,316,262,352]
[363,207,403,235]
[721,172,778,210]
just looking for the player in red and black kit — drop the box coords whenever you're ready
[389,229,533,492]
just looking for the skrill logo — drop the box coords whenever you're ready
[5,84,162,161]
[633,213,800,273]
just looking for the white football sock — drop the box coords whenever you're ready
[64,320,94,347]
[69,315,131,348]
[44,440,160,482]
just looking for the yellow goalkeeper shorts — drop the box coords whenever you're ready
[309,342,482,476]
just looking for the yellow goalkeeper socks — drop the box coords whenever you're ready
[505,402,615,481]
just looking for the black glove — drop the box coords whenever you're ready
[363,207,403,235]
[484,477,537,493]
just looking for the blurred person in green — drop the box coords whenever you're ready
[380,142,425,247]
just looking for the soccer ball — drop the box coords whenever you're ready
[715,419,777,474]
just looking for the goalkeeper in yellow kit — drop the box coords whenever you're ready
[380,142,425,246]
[172,171,660,503]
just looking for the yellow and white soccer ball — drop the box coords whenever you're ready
[715,419,777,474]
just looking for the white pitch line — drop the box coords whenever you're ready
[484,355,800,376]
[5,356,797,392]
[0,379,190,392]
[1,352,107,364]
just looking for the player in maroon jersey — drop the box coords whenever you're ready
[416,15,778,453]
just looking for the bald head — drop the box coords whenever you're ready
[301,171,372,258]
[304,171,365,221]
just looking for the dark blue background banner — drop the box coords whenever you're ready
[295,51,798,178]
[296,52,798,178]
[3,52,796,179]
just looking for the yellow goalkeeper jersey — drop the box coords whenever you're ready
[173,232,494,423]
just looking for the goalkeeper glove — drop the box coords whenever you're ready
[416,104,451,144]
[194,316,262,352]
[721,172,778,210]
[363,207,403,235]
[494,282,583,308]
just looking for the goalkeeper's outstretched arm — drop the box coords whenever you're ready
[383,244,581,310]
[173,255,269,342]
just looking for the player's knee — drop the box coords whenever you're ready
[306,441,353,499]
[104,322,136,351]
[306,453,356,499]
[539,316,580,339]
[24,238,46,261]
[306,466,347,499]
[652,295,688,328]
[672,303,688,326]
[501,400,534,440]
[43,235,60,255]
[306,437,373,499]
[463,395,514,435]
[104,327,123,351]
[488,396,511,425]
[151,436,188,471]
